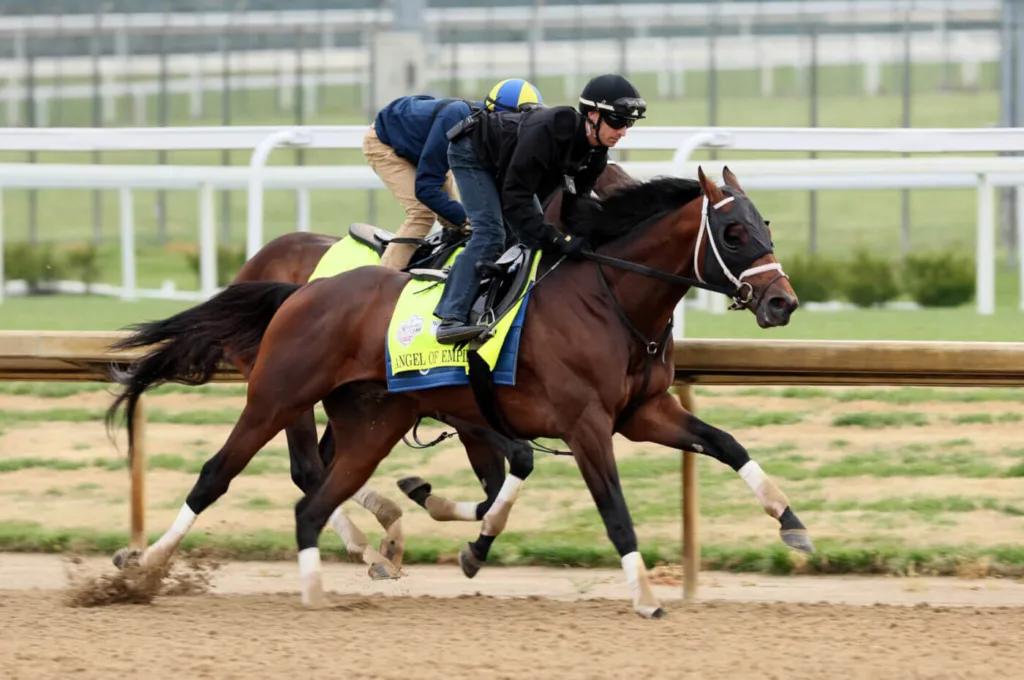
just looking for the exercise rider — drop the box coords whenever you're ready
[362,79,544,270]
[433,73,647,344]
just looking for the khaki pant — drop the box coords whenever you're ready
[362,124,460,270]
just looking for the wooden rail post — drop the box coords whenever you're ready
[678,382,699,601]
[129,396,146,549]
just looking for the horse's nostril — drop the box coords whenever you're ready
[768,296,797,316]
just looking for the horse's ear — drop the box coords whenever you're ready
[697,166,725,203]
[722,166,744,193]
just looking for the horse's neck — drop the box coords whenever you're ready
[597,203,702,339]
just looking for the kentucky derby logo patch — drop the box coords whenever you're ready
[396,314,424,346]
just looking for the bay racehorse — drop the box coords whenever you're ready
[196,162,640,577]
[107,167,811,618]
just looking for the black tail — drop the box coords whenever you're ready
[105,281,302,463]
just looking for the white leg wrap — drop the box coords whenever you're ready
[298,547,321,578]
[328,507,395,574]
[453,501,479,521]
[351,487,403,528]
[140,503,196,568]
[738,461,789,519]
[481,475,523,537]
[621,551,662,618]
[738,460,766,492]
[425,497,479,522]
[298,547,324,607]
[329,507,367,555]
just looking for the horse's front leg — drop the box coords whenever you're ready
[569,406,664,618]
[618,391,814,553]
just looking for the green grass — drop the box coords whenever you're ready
[728,386,1024,404]
[0,451,291,476]
[948,412,1023,425]
[831,411,929,428]
[2,519,1022,578]
[699,406,805,429]
[0,381,247,398]
[241,496,275,510]
[760,446,1007,481]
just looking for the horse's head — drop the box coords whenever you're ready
[694,166,799,328]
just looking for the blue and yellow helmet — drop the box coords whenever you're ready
[485,78,543,112]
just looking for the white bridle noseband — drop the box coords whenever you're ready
[693,193,787,309]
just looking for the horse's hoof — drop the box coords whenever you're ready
[367,561,401,581]
[636,606,667,619]
[397,476,432,505]
[781,529,815,553]
[458,543,483,579]
[301,574,325,608]
[378,537,405,567]
[112,547,141,570]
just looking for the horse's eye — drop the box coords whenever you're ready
[724,223,745,247]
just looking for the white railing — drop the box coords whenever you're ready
[0,125,1022,322]
[0,29,997,127]
[0,2,996,37]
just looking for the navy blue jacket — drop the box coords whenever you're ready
[374,95,481,226]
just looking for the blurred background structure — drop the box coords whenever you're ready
[0,0,1020,311]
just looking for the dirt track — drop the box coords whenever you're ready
[2,554,1024,679]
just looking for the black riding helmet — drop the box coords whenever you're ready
[578,74,647,130]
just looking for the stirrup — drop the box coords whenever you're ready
[436,321,488,345]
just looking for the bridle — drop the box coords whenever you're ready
[583,193,786,314]
[582,192,788,428]
[692,194,788,312]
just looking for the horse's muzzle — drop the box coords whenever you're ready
[758,290,799,328]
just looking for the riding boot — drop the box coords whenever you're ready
[436,318,488,345]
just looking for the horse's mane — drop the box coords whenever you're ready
[564,176,703,248]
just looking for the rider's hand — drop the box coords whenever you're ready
[552,233,590,260]
[439,217,471,237]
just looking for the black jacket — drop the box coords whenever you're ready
[467,105,607,245]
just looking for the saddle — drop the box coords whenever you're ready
[349,222,534,344]
[348,222,467,272]
[420,243,535,344]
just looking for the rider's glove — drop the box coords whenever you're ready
[551,233,590,260]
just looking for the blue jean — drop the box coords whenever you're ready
[433,136,508,322]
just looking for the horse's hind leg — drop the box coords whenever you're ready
[296,384,418,607]
[287,410,324,494]
[119,399,301,571]
[457,437,533,578]
[318,421,407,567]
[397,420,535,579]
[398,422,511,524]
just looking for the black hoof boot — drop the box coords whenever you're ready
[397,476,432,509]
[779,506,815,553]
[458,543,484,579]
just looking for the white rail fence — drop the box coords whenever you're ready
[0,2,1001,126]
[1,30,998,127]
[0,125,1022,328]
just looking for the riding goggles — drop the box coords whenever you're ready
[602,98,648,129]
